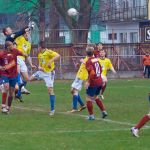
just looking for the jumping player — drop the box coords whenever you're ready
[68,57,88,113]
[2,26,31,102]
[30,41,60,116]
[15,32,36,101]
[0,41,26,113]
[85,47,108,120]
[94,43,116,99]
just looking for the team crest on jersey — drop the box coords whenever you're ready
[22,44,28,51]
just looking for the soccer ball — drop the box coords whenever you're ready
[67,8,78,16]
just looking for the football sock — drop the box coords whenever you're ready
[17,73,23,97]
[72,95,78,109]
[101,84,107,95]
[86,101,93,115]
[135,114,150,130]
[7,96,13,108]
[50,95,55,111]
[23,80,27,87]
[78,94,84,106]
[2,92,7,107]
[95,98,105,111]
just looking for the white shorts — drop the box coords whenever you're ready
[17,57,28,73]
[101,75,107,82]
[71,78,83,91]
[32,70,55,87]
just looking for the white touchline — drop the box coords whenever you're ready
[13,106,150,128]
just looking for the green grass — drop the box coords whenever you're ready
[0,79,150,150]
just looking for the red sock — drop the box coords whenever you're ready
[7,96,13,108]
[135,114,150,129]
[2,93,7,107]
[86,101,93,115]
[95,98,105,111]
[101,84,106,95]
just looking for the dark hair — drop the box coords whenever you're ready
[2,27,8,35]
[39,41,46,48]
[95,42,103,46]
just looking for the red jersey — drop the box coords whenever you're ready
[86,57,102,87]
[0,49,23,78]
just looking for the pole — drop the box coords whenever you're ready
[148,0,150,20]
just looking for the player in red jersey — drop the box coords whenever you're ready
[0,41,25,114]
[131,93,150,137]
[85,47,108,120]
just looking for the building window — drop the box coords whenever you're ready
[132,0,141,7]
[108,33,117,40]
[130,32,138,43]
[120,33,127,43]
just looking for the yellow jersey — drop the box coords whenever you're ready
[76,57,88,81]
[38,49,58,73]
[99,58,113,76]
[15,35,31,60]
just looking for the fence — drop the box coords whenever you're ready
[30,54,144,79]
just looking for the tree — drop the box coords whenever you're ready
[51,0,96,45]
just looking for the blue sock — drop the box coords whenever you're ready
[23,80,27,87]
[78,94,84,106]
[72,95,78,109]
[17,74,22,97]
[50,95,55,111]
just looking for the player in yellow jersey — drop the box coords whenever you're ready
[15,32,36,101]
[99,49,116,99]
[30,41,60,116]
[68,57,88,113]
[94,43,116,99]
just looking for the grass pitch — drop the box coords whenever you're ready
[0,79,150,150]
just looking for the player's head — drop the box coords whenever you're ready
[99,49,107,58]
[2,27,13,36]
[86,46,94,57]
[5,41,14,51]
[96,42,103,50]
[38,41,46,52]
[23,32,29,40]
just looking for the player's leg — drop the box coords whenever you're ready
[86,87,96,120]
[94,86,108,118]
[77,94,86,112]
[1,83,9,113]
[70,78,85,112]
[148,65,150,78]
[6,77,17,113]
[20,71,30,94]
[15,64,24,101]
[17,58,30,96]
[131,112,150,137]
[100,75,108,99]
[43,71,55,116]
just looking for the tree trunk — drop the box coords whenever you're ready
[39,0,45,41]
[49,1,60,44]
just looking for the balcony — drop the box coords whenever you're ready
[101,6,147,22]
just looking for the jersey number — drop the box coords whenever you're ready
[95,62,101,77]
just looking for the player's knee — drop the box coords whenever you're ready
[147,113,150,118]
[48,87,54,95]
[71,89,78,96]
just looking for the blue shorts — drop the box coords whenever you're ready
[86,86,102,97]
[1,76,18,88]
